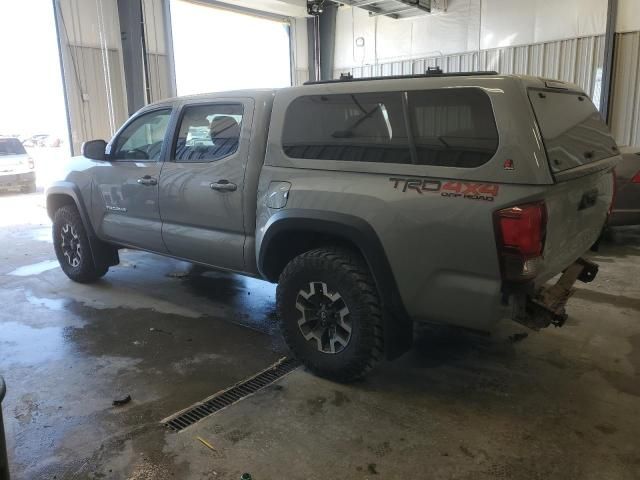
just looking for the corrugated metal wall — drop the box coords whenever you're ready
[145,53,172,102]
[610,31,640,147]
[55,0,129,154]
[341,35,606,100]
[62,45,128,151]
[339,32,640,146]
[291,17,310,86]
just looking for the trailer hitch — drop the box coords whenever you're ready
[513,258,599,331]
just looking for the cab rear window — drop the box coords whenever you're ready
[0,138,26,155]
[528,89,618,173]
[281,88,499,168]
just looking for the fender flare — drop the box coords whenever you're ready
[46,182,119,270]
[46,182,93,231]
[259,209,412,359]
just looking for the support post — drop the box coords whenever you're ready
[117,0,147,115]
[318,2,337,81]
[307,15,320,82]
[307,1,337,82]
[161,0,178,97]
[600,0,618,123]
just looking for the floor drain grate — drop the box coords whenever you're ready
[162,357,300,432]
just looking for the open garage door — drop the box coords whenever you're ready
[53,0,176,155]
[170,0,292,95]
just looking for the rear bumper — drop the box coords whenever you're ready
[511,258,598,330]
[608,210,640,227]
[0,171,35,188]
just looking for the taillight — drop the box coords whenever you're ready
[632,171,640,184]
[494,202,547,281]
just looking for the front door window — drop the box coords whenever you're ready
[111,109,172,161]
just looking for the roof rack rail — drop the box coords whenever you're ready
[304,70,499,86]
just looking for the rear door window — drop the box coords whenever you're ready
[528,89,618,173]
[281,88,499,168]
[173,103,244,162]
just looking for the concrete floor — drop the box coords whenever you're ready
[0,191,639,480]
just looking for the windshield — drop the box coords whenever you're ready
[0,138,27,155]
[528,89,618,173]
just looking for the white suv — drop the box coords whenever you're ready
[0,137,36,193]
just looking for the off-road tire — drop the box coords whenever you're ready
[276,246,384,382]
[53,205,108,283]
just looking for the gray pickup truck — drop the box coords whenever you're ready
[47,72,619,381]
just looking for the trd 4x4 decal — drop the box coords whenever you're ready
[389,177,500,202]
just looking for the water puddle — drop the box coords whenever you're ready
[8,260,60,277]
[31,227,53,243]
[0,321,66,364]
[10,226,52,243]
[25,291,68,311]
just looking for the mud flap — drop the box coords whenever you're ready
[89,235,120,271]
[512,258,599,331]
[384,308,413,360]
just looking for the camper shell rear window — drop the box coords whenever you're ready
[528,89,618,173]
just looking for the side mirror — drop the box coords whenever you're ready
[81,139,107,161]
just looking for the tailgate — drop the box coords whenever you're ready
[539,165,614,283]
[528,88,620,281]
[527,86,618,283]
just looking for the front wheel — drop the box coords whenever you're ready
[276,247,384,382]
[53,205,108,283]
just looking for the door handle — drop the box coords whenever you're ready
[210,180,237,192]
[137,175,157,186]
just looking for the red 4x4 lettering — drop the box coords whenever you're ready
[391,178,499,199]
[478,184,499,196]
[462,184,483,195]
[442,181,499,197]
[442,181,463,193]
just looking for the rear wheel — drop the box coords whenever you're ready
[53,205,108,283]
[276,247,384,382]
